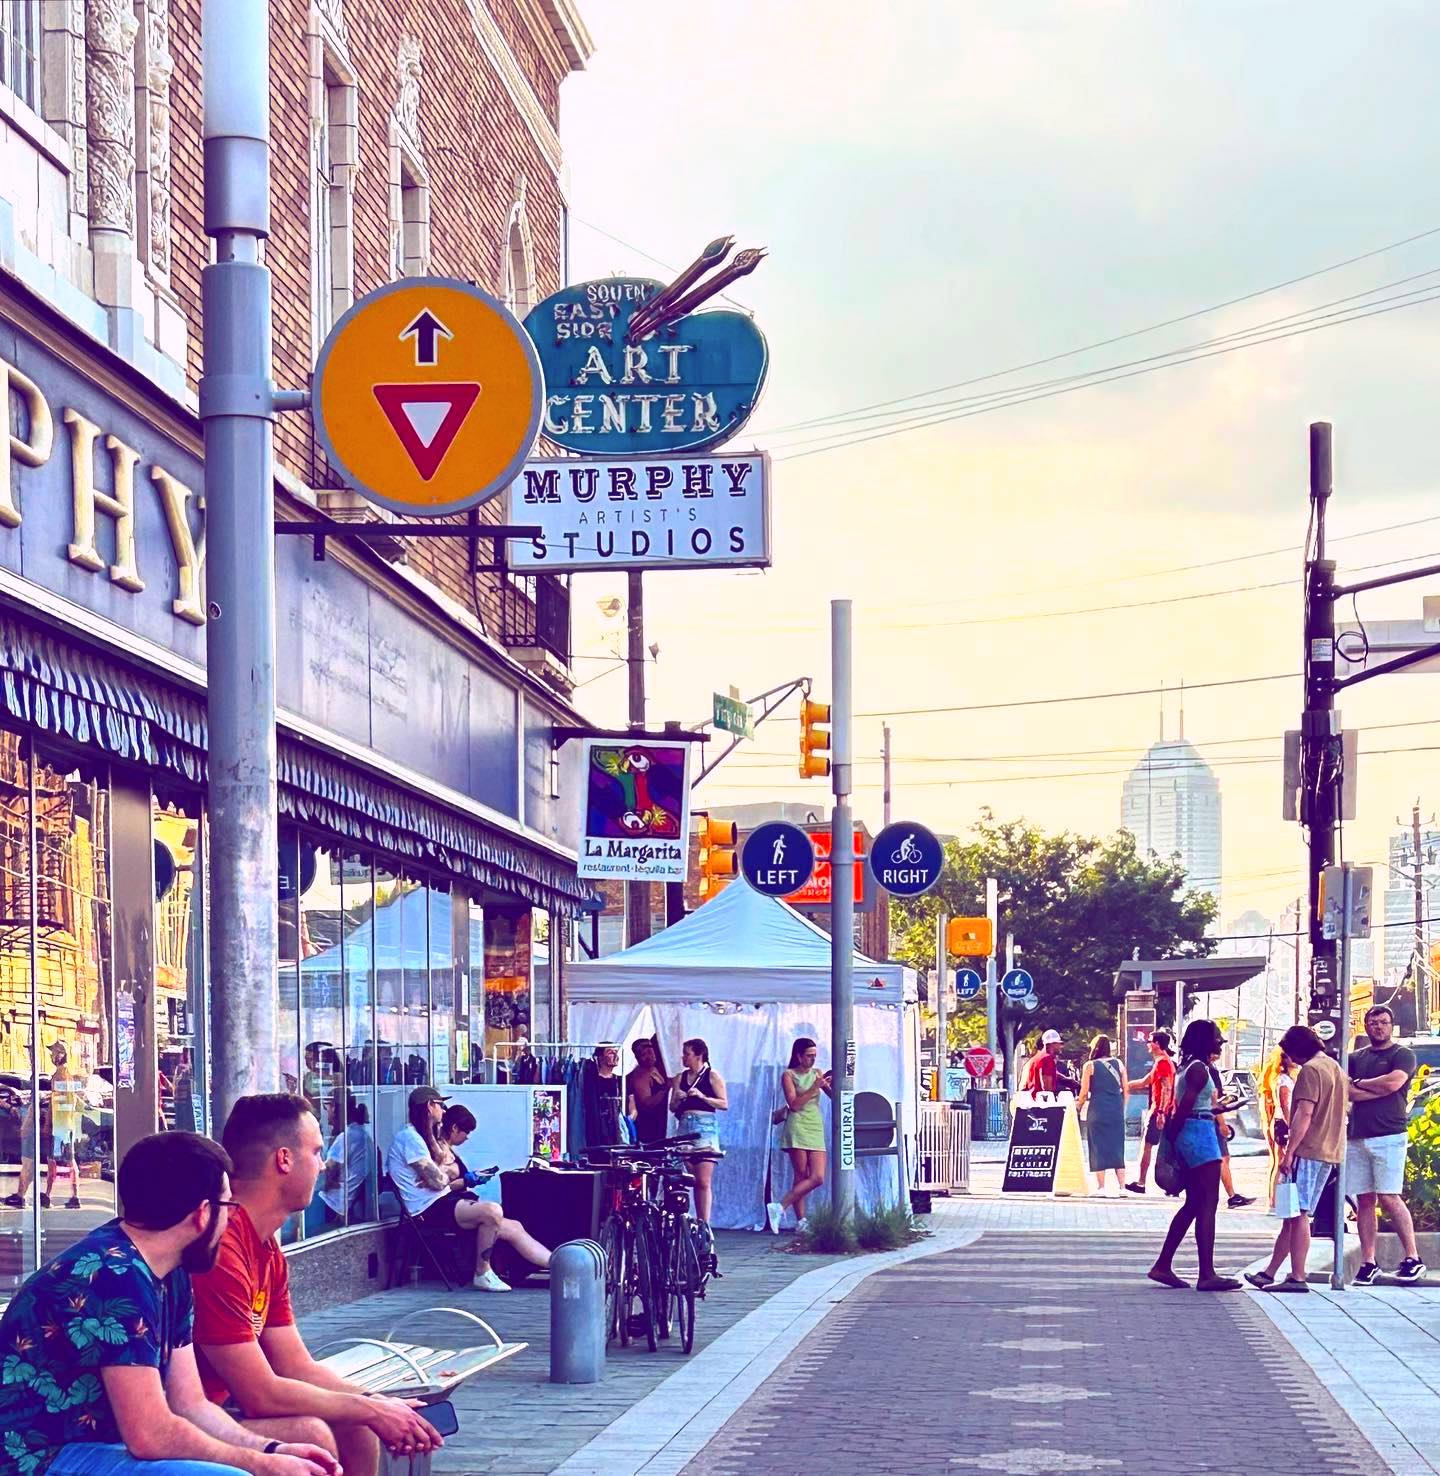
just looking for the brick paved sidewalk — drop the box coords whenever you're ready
[295,1230,842,1476]
[674,1230,1381,1476]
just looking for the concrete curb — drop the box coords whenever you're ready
[548,1228,980,1476]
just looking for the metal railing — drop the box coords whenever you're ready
[501,573,570,667]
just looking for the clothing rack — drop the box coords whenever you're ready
[486,1038,603,1082]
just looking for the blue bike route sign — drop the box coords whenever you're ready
[954,967,984,1000]
[868,821,944,897]
[1001,968,1034,1001]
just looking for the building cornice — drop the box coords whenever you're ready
[535,0,594,70]
[468,1,564,173]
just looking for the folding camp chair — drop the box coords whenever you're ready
[383,1175,463,1291]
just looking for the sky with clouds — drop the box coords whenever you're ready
[555,1,1440,940]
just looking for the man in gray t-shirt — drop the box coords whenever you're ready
[1347,1004,1426,1285]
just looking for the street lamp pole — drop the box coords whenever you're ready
[201,0,284,1126]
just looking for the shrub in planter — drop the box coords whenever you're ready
[1404,1066,1440,1233]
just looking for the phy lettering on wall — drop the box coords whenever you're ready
[506,452,770,571]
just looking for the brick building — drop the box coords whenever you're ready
[0,0,595,1301]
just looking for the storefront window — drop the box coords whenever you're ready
[401,873,429,1087]
[276,830,303,1244]
[339,853,377,1226]
[462,899,484,1082]
[0,729,35,1294]
[483,909,531,1056]
[33,744,116,1264]
[154,789,206,1135]
[373,861,408,1208]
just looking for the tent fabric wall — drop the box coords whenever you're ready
[570,997,912,1229]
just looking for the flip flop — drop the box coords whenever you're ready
[1147,1268,1190,1289]
[1244,1270,1274,1290]
[1197,1276,1243,1292]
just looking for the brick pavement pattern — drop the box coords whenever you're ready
[297,1231,840,1476]
[680,1231,1381,1476]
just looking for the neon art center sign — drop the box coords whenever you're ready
[524,257,768,457]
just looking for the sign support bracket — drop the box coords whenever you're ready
[274,519,542,562]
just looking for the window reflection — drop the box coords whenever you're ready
[0,729,34,1292]
[429,883,452,1087]
[483,909,531,1058]
[31,744,115,1265]
[155,791,205,1135]
[373,861,408,1214]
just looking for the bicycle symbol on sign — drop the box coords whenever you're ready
[891,833,923,866]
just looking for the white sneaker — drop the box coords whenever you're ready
[796,1216,809,1233]
[472,1268,511,1293]
[766,1201,783,1234]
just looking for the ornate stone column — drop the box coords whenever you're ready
[135,0,174,285]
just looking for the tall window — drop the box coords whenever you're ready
[503,201,535,317]
[311,72,336,344]
[309,41,356,352]
[390,158,430,279]
[0,1,39,110]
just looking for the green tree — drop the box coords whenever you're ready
[893,812,1216,1053]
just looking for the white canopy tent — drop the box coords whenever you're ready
[567,881,921,1230]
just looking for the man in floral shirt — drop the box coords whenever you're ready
[0,1132,335,1476]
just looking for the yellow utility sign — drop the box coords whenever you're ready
[313,277,544,516]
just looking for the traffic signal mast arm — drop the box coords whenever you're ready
[690,677,816,787]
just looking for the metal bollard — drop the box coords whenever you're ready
[550,1238,606,1384]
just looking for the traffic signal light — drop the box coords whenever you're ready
[947,917,993,957]
[696,814,738,898]
[798,698,831,779]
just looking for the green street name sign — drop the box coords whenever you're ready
[713,692,754,738]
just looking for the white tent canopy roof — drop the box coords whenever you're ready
[569,880,917,1005]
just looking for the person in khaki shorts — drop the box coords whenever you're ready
[1247,1025,1347,1293]
[1348,1004,1427,1285]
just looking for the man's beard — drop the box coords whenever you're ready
[181,1226,223,1273]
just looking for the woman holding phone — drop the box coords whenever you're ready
[769,1037,832,1233]
[670,1037,727,1223]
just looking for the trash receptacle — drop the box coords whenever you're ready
[969,1086,1009,1140]
[550,1238,606,1384]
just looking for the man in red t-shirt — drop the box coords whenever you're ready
[193,1094,439,1476]
[1125,1031,1177,1193]
[1021,1030,1065,1095]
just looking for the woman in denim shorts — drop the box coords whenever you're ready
[1147,1019,1243,1292]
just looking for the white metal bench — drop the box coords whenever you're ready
[312,1307,527,1475]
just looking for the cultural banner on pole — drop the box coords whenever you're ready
[577,739,692,882]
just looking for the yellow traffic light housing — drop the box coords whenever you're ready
[799,698,831,779]
[947,917,993,958]
[696,815,738,898]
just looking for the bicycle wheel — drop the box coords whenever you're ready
[672,1222,698,1355]
[633,1216,659,1352]
[598,1215,622,1347]
[617,1221,636,1348]
[654,1215,674,1342]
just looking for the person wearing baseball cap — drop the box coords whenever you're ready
[385,1085,550,1292]
[1021,1029,1066,1096]
[1125,1030,1178,1193]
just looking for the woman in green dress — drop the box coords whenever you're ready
[768,1037,832,1232]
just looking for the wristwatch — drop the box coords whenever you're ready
[263,1440,281,1455]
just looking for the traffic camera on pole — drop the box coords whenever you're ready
[798,698,831,779]
[696,814,738,898]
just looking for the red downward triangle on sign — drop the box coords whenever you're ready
[372,382,481,481]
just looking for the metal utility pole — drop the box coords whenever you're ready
[626,571,651,945]
[1331,864,1356,1290]
[202,0,284,1125]
[882,724,892,826]
[1302,423,1341,1032]
[830,599,856,1218]
[1412,801,1430,1034]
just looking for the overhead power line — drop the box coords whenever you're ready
[750,222,1440,437]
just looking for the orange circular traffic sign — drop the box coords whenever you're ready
[313,277,544,516]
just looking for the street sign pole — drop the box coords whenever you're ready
[830,599,855,1218]
[202,0,282,1123]
[985,877,999,1058]
[935,912,948,1081]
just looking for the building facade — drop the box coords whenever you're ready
[1120,738,1222,912]
[1383,824,1440,981]
[0,0,594,1299]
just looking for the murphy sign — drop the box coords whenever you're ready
[506,452,770,571]
[524,241,768,457]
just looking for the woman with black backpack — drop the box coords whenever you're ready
[1146,1019,1243,1292]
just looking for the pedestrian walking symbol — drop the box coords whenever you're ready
[740,822,815,897]
[954,967,983,1000]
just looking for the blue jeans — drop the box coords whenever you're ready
[48,1444,246,1475]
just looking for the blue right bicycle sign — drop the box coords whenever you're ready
[868,821,945,897]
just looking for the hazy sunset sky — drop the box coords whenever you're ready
[556,1,1440,932]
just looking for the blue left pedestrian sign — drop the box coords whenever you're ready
[1001,968,1034,1001]
[869,821,945,897]
[740,822,815,897]
[954,968,983,1000]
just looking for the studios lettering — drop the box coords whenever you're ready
[507,453,770,572]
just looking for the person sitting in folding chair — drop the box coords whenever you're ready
[386,1086,550,1293]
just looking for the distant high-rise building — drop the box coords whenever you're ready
[1121,700,1222,911]
[1383,825,1440,981]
